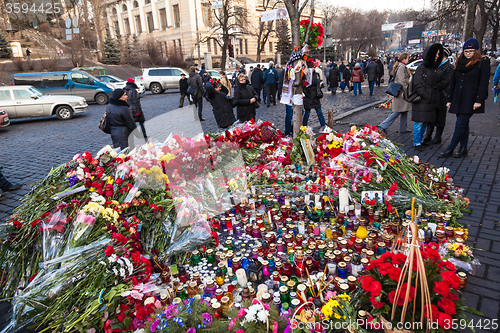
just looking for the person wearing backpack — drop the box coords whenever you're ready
[263,61,278,107]
[439,38,491,158]
[188,66,205,121]
[411,43,443,151]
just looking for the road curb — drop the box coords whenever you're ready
[332,99,388,121]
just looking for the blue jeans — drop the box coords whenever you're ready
[448,114,473,149]
[413,122,427,146]
[303,107,326,127]
[285,104,293,136]
[353,82,362,95]
[379,111,409,132]
[369,81,375,95]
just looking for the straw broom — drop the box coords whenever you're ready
[389,198,433,332]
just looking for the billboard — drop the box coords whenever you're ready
[261,8,288,22]
[381,21,414,31]
[422,30,438,37]
[408,39,421,44]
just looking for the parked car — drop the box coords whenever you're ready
[206,70,221,79]
[0,86,88,120]
[407,59,423,74]
[96,75,145,94]
[0,109,10,128]
[11,71,114,105]
[141,67,188,94]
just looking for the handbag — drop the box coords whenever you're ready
[98,111,111,134]
[187,84,198,96]
[385,65,402,97]
[403,77,422,103]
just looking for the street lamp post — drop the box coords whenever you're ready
[193,0,202,66]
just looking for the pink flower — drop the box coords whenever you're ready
[186,328,196,333]
[236,330,244,333]
[238,308,247,318]
[228,318,237,331]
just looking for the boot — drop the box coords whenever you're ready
[430,127,443,144]
[422,125,434,145]
[439,148,454,158]
[453,146,468,158]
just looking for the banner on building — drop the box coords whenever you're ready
[260,8,289,22]
[408,39,421,44]
[422,30,438,37]
[381,21,414,31]
[438,30,447,36]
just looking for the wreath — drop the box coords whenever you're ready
[300,20,324,48]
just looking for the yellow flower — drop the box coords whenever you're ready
[107,176,114,185]
[160,153,176,164]
[334,313,341,320]
[89,187,95,192]
[300,126,307,132]
[331,300,339,307]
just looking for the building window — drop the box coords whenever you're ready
[146,11,154,32]
[159,8,167,30]
[245,39,248,54]
[122,4,127,11]
[145,0,151,4]
[112,7,117,15]
[202,3,212,26]
[269,41,273,52]
[207,39,211,53]
[178,39,182,56]
[133,1,139,8]
[239,39,243,54]
[214,40,218,54]
[173,4,180,28]
[124,18,131,35]
[135,15,142,34]
[113,21,120,36]
[173,40,177,53]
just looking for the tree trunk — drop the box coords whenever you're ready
[492,22,499,54]
[463,0,478,41]
[221,35,228,71]
[256,22,264,62]
[284,0,301,47]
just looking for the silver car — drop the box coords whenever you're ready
[96,75,146,94]
[0,86,88,120]
[142,67,188,94]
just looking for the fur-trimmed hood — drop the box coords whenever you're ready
[423,43,444,69]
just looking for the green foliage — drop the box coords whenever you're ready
[275,20,293,57]
[101,34,121,65]
[367,47,377,58]
[0,34,12,58]
[290,127,310,164]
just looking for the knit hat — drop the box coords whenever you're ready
[463,38,479,51]
[209,78,221,89]
[111,89,126,100]
[126,78,135,83]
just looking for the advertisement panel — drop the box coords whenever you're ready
[260,8,288,22]
[381,21,414,31]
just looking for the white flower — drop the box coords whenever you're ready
[112,268,119,276]
[119,267,126,277]
[257,309,269,323]
[108,254,118,264]
[326,133,335,141]
[117,258,124,267]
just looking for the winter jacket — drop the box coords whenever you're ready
[106,98,137,149]
[303,71,322,110]
[206,86,236,128]
[262,67,278,85]
[411,43,444,123]
[251,68,263,89]
[351,66,364,82]
[124,82,144,123]
[187,71,204,98]
[391,63,412,113]
[376,60,384,78]
[366,61,378,82]
[328,66,340,88]
[447,56,490,115]
[233,81,258,122]
[432,59,454,126]
[493,64,500,86]
[342,68,351,82]
[179,77,189,94]
[339,63,346,73]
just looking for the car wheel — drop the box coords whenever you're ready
[55,105,74,120]
[95,93,109,105]
[150,83,164,94]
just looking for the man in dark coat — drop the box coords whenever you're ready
[342,67,351,92]
[328,63,340,94]
[366,58,378,95]
[376,59,384,87]
[339,61,346,73]
[251,64,263,102]
[188,66,205,121]
[422,47,454,145]
[205,78,236,128]
[411,43,444,151]
[124,78,147,142]
[106,89,137,149]
[179,73,189,107]
[262,61,278,106]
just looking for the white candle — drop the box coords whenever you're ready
[339,187,349,212]
[257,284,268,294]
[236,268,248,287]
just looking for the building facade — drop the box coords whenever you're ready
[100,0,287,64]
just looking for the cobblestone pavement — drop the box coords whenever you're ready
[1,75,499,332]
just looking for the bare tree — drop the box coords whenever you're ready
[200,0,248,70]
[248,0,278,62]
[283,0,310,47]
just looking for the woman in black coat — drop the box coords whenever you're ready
[376,59,384,86]
[205,79,236,129]
[303,61,327,129]
[439,38,491,158]
[411,43,443,151]
[106,89,137,149]
[233,74,258,122]
[328,63,340,94]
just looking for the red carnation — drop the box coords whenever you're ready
[437,312,453,329]
[437,297,457,315]
[388,283,415,306]
[441,270,460,290]
[112,232,129,245]
[424,304,439,321]
[433,281,451,297]
[369,295,385,308]
[387,266,402,281]
[117,313,126,323]
[392,253,407,266]
[105,245,115,256]
[12,220,23,229]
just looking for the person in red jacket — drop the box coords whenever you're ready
[351,63,364,95]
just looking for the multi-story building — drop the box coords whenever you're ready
[100,0,321,65]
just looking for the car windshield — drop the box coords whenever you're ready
[108,75,123,82]
[29,87,43,97]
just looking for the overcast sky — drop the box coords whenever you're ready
[324,0,431,11]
